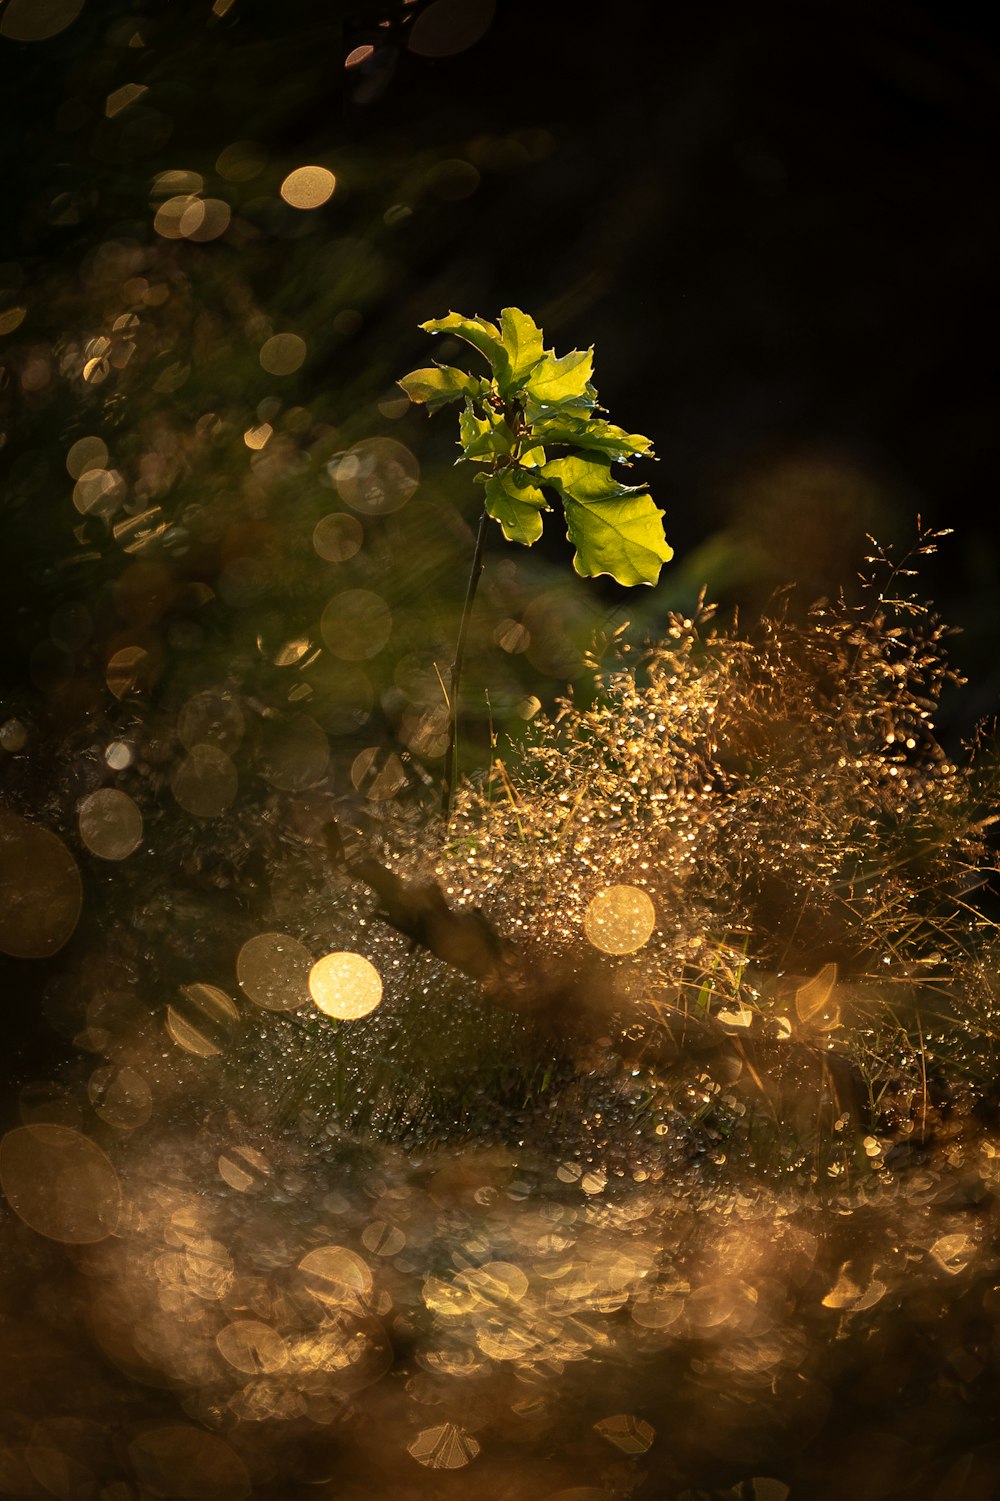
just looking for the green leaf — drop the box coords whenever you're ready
[540,454,672,586]
[533,415,655,463]
[419,312,511,384]
[499,307,544,383]
[398,365,482,413]
[484,469,548,547]
[524,347,595,405]
[458,401,493,461]
[518,440,547,468]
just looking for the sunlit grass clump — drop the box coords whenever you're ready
[415,531,1000,1178]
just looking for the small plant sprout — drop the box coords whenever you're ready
[399,308,671,817]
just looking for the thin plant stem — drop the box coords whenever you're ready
[443,502,489,822]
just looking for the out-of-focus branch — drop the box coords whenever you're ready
[323,819,611,1037]
[324,820,515,984]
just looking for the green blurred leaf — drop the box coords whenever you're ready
[484,469,548,546]
[499,306,544,383]
[540,454,672,586]
[399,364,482,412]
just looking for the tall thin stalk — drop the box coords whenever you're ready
[442,502,489,822]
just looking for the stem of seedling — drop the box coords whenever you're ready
[443,501,490,822]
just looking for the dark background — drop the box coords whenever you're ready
[3,0,999,722]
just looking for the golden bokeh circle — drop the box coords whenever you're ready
[88,1064,153,1130]
[312,511,363,562]
[153,194,197,240]
[106,644,152,698]
[177,687,244,754]
[408,1423,481,1469]
[166,983,240,1057]
[350,746,407,801]
[0,0,85,41]
[185,198,231,242]
[0,809,82,958]
[308,951,382,1020]
[320,589,392,661]
[332,437,419,515]
[66,434,108,478]
[0,1124,121,1243]
[298,1244,373,1307]
[170,745,238,818]
[583,884,656,955]
[74,467,123,518]
[0,718,28,752]
[77,788,143,861]
[237,932,312,1012]
[259,332,306,376]
[216,1320,288,1375]
[280,165,336,209]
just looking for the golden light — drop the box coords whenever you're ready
[78,788,143,860]
[308,951,382,1019]
[105,83,147,118]
[259,332,306,375]
[106,645,151,698]
[216,1320,288,1375]
[345,45,375,69]
[87,1065,152,1130]
[331,436,419,514]
[298,1244,373,1309]
[280,165,336,210]
[237,932,312,1012]
[0,1125,121,1243]
[583,884,656,954]
[312,511,363,562]
[320,589,392,661]
[0,0,84,40]
[0,307,26,335]
[594,1414,656,1456]
[170,744,238,818]
[177,687,244,753]
[407,1424,480,1469]
[167,983,239,1057]
[0,809,82,958]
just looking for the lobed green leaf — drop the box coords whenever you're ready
[499,307,545,383]
[540,454,672,586]
[458,401,493,461]
[523,347,595,405]
[419,312,512,385]
[533,414,655,462]
[398,364,482,413]
[484,469,548,546]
